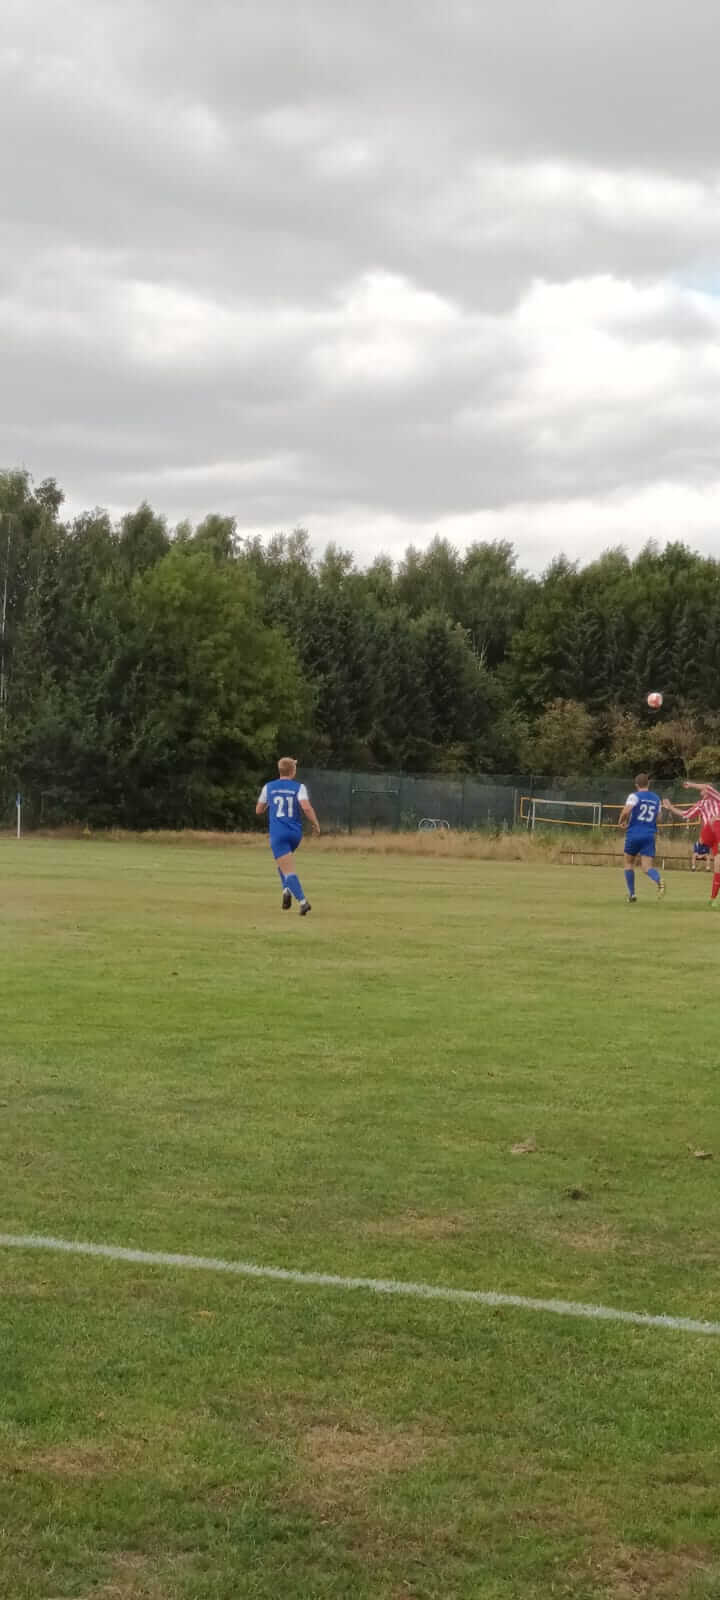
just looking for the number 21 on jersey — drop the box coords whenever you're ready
[273,795,295,820]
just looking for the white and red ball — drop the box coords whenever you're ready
[647,691,663,711]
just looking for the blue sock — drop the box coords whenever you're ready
[646,867,661,885]
[285,872,305,903]
[624,868,635,896]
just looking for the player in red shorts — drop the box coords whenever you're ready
[699,818,720,904]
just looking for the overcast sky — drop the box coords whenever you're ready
[2,0,719,570]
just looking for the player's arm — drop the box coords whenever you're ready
[684,782,720,813]
[298,786,321,835]
[300,799,321,836]
[665,793,700,819]
[617,793,635,828]
[255,783,268,817]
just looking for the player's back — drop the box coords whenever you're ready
[626,788,661,832]
[264,777,306,835]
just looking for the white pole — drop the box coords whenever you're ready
[16,792,21,840]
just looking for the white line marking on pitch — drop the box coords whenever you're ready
[1,1232,719,1337]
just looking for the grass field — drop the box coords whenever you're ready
[2,836,720,1600]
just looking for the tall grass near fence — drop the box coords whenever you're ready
[4,823,697,865]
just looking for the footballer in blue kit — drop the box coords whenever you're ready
[617,773,665,902]
[692,840,712,872]
[256,757,321,915]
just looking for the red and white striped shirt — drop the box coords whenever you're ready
[681,786,720,824]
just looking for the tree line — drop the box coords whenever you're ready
[2,469,719,828]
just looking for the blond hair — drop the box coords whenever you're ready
[278,756,297,777]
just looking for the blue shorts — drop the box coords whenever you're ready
[270,829,302,861]
[694,842,710,857]
[624,830,656,859]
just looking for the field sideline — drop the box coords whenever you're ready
[2,838,720,1599]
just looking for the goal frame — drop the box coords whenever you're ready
[521,796,603,832]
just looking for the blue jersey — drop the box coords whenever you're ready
[624,789,661,834]
[258,777,307,843]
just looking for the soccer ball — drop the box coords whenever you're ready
[647,691,663,710]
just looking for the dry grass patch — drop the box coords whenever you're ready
[249,1417,442,1555]
[2,1274,55,1299]
[289,1419,437,1518]
[12,1440,142,1480]
[301,1422,430,1479]
[47,1550,191,1600]
[362,1210,476,1242]
[537,1220,622,1256]
[571,1544,717,1599]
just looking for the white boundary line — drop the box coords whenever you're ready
[2,1231,720,1337]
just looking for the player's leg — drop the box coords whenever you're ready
[702,826,719,895]
[640,852,664,895]
[710,847,720,905]
[272,844,294,909]
[623,852,637,902]
[282,838,312,914]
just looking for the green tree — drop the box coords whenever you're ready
[119,546,307,827]
[9,468,720,823]
[118,503,170,575]
[460,540,532,668]
[370,610,434,769]
[188,513,238,562]
[603,708,654,778]
[506,557,579,710]
[411,611,501,771]
[11,508,131,821]
[647,713,703,779]
[0,472,65,808]
[293,582,379,766]
[241,530,317,634]
[395,539,463,618]
[0,471,62,726]
[530,698,595,777]
[687,746,720,781]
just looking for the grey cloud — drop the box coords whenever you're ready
[2,0,720,564]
